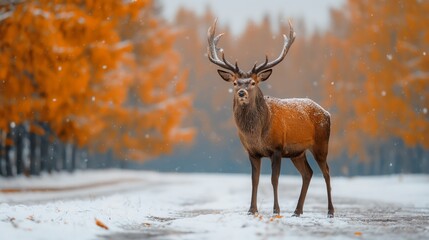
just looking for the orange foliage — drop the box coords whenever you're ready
[0,0,193,161]
[324,0,429,159]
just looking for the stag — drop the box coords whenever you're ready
[207,19,334,218]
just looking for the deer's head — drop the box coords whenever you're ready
[207,19,296,106]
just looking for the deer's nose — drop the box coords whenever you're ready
[238,90,246,98]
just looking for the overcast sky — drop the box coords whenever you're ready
[159,0,345,34]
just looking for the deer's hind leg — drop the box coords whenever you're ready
[312,143,334,218]
[291,152,313,217]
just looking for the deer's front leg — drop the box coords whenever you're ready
[248,155,261,215]
[271,151,282,215]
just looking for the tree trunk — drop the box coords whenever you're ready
[412,147,422,173]
[423,149,429,174]
[0,130,4,177]
[69,144,77,173]
[62,143,68,171]
[372,146,381,175]
[40,136,50,173]
[52,141,61,172]
[48,144,55,173]
[29,132,39,176]
[5,131,14,177]
[106,149,115,168]
[15,125,25,175]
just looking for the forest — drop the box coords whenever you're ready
[1,0,428,177]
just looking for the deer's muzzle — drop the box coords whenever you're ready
[237,89,249,105]
[238,90,246,98]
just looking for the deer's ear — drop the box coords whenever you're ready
[257,69,272,82]
[217,70,234,82]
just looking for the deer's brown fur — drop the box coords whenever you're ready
[235,94,331,159]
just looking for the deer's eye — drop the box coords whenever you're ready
[251,81,256,86]
[233,81,237,86]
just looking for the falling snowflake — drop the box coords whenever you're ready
[386,54,393,61]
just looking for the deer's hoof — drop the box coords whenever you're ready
[327,212,334,218]
[248,208,258,215]
[292,209,302,217]
[273,209,280,215]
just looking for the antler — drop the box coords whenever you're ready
[249,20,296,75]
[207,19,244,75]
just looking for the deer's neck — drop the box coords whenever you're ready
[233,88,270,136]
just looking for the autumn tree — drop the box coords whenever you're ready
[0,0,193,176]
[324,0,429,174]
[96,6,195,161]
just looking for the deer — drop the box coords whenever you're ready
[207,19,334,218]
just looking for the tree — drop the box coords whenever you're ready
[324,0,429,172]
[0,0,193,176]
[97,8,195,161]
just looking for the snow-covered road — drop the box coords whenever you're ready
[1,170,428,239]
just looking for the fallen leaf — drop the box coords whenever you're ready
[95,218,109,230]
[8,217,18,228]
[354,231,362,236]
[274,215,283,219]
[26,215,40,223]
[143,223,151,227]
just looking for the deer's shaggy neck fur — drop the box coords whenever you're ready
[233,87,270,137]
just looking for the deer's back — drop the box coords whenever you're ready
[265,97,330,157]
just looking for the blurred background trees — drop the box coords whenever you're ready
[0,0,193,177]
[1,0,427,177]
[146,0,428,175]
[325,0,429,174]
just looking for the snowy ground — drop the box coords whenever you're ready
[1,170,428,240]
